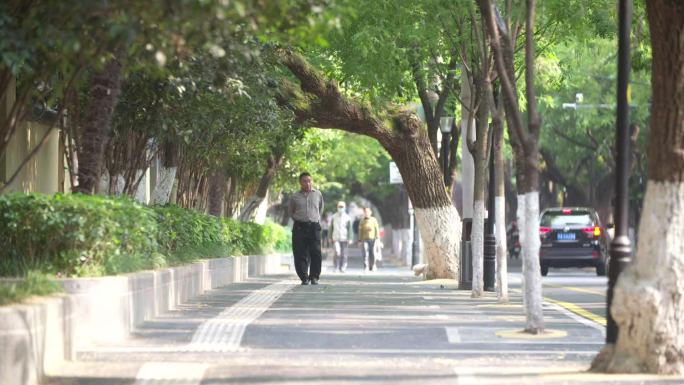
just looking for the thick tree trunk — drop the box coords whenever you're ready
[239,154,283,222]
[207,170,227,217]
[592,1,684,374]
[74,54,123,194]
[390,130,461,279]
[275,49,460,279]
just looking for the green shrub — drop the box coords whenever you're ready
[0,193,158,277]
[266,219,292,253]
[0,271,62,306]
[0,194,292,279]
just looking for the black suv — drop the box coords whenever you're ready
[539,207,608,276]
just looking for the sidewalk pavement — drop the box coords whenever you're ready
[48,250,684,385]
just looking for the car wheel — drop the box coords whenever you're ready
[596,261,607,276]
[541,264,549,276]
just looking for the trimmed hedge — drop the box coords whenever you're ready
[0,193,291,277]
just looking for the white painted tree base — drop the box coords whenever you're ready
[414,205,461,280]
[593,181,684,374]
[517,194,527,250]
[495,196,508,302]
[471,200,485,297]
[522,191,544,332]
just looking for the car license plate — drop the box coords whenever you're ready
[557,232,576,240]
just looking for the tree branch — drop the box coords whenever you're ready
[275,49,388,139]
[477,0,528,153]
[552,127,597,151]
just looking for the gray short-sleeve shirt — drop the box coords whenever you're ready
[289,189,324,222]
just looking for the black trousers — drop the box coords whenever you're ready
[292,221,322,282]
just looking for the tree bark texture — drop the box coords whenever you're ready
[276,49,460,279]
[152,167,177,205]
[208,169,227,217]
[593,1,684,374]
[74,54,123,194]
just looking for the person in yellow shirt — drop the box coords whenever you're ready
[358,207,380,271]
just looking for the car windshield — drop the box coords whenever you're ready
[541,213,593,228]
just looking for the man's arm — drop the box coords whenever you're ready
[288,195,295,219]
[319,191,324,218]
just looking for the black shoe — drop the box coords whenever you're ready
[311,278,319,285]
[301,279,310,285]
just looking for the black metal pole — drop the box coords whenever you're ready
[483,145,496,291]
[442,132,451,186]
[606,0,633,345]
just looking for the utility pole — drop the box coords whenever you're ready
[606,0,633,345]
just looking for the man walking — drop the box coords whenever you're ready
[329,201,352,272]
[289,172,324,285]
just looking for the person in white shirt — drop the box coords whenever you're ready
[329,201,352,273]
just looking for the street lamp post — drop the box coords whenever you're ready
[483,145,496,291]
[439,117,454,186]
[607,0,633,345]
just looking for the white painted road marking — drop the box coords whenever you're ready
[544,301,606,334]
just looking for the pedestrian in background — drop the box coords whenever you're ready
[358,207,380,272]
[289,172,324,285]
[329,201,352,272]
[321,211,331,248]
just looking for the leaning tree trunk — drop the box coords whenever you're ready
[74,53,123,194]
[239,154,283,223]
[276,49,461,279]
[390,124,462,279]
[592,1,684,374]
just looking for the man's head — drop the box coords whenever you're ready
[363,207,372,218]
[337,201,346,212]
[299,172,313,192]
